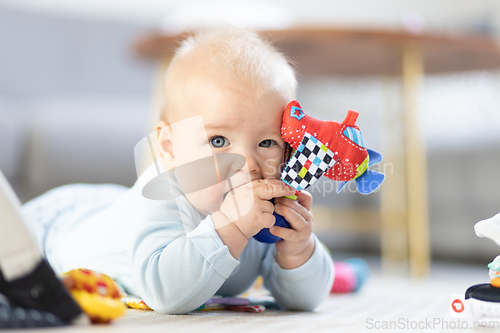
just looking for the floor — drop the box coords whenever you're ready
[5,259,495,333]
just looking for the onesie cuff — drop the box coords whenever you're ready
[187,215,239,279]
[269,234,327,282]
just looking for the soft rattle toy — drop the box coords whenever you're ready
[253,199,294,243]
[254,101,385,243]
[61,268,126,324]
[281,100,384,194]
[464,213,500,318]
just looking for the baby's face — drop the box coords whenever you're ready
[170,80,287,216]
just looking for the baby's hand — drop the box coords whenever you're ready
[270,191,315,269]
[218,179,295,238]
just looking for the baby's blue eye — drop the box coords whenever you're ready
[210,136,229,148]
[259,139,277,148]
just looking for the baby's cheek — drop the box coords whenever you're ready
[261,153,284,179]
[185,183,226,215]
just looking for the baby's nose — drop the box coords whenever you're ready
[239,153,260,174]
[213,152,246,179]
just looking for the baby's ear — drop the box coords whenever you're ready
[156,121,175,171]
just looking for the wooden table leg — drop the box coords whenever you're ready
[380,77,409,275]
[402,43,430,278]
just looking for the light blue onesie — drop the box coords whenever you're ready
[22,164,334,314]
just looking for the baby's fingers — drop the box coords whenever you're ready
[274,203,310,232]
[269,225,296,242]
[296,191,313,211]
[254,179,295,200]
[274,197,312,223]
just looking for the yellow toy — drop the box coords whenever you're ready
[61,268,126,324]
[122,295,153,310]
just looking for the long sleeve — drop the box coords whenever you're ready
[22,161,333,314]
[22,163,242,315]
[128,186,240,314]
[116,166,333,313]
[260,234,334,311]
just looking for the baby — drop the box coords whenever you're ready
[22,27,334,314]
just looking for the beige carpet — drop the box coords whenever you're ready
[6,261,493,333]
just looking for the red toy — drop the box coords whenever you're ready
[281,101,384,194]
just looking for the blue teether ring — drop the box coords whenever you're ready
[253,212,291,244]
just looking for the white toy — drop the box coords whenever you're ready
[465,213,500,319]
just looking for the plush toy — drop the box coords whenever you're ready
[253,200,293,243]
[465,213,500,318]
[281,100,385,194]
[61,269,126,324]
[330,258,371,293]
[254,101,385,244]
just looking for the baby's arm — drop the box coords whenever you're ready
[261,192,334,310]
[271,192,316,269]
[130,178,295,314]
[130,197,240,314]
[262,235,334,310]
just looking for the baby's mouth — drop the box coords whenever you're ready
[222,180,250,200]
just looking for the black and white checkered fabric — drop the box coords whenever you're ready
[281,133,336,190]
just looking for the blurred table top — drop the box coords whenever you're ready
[134,27,500,76]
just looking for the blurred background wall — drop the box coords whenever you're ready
[1,0,500,263]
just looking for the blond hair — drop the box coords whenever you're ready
[161,26,297,123]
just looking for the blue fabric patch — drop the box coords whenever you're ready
[355,170,385,195]
[313,156,322,165]
[367,149,382,166]
[290,106,305,120]
[309,134,318,144]
[343,127,364,147]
